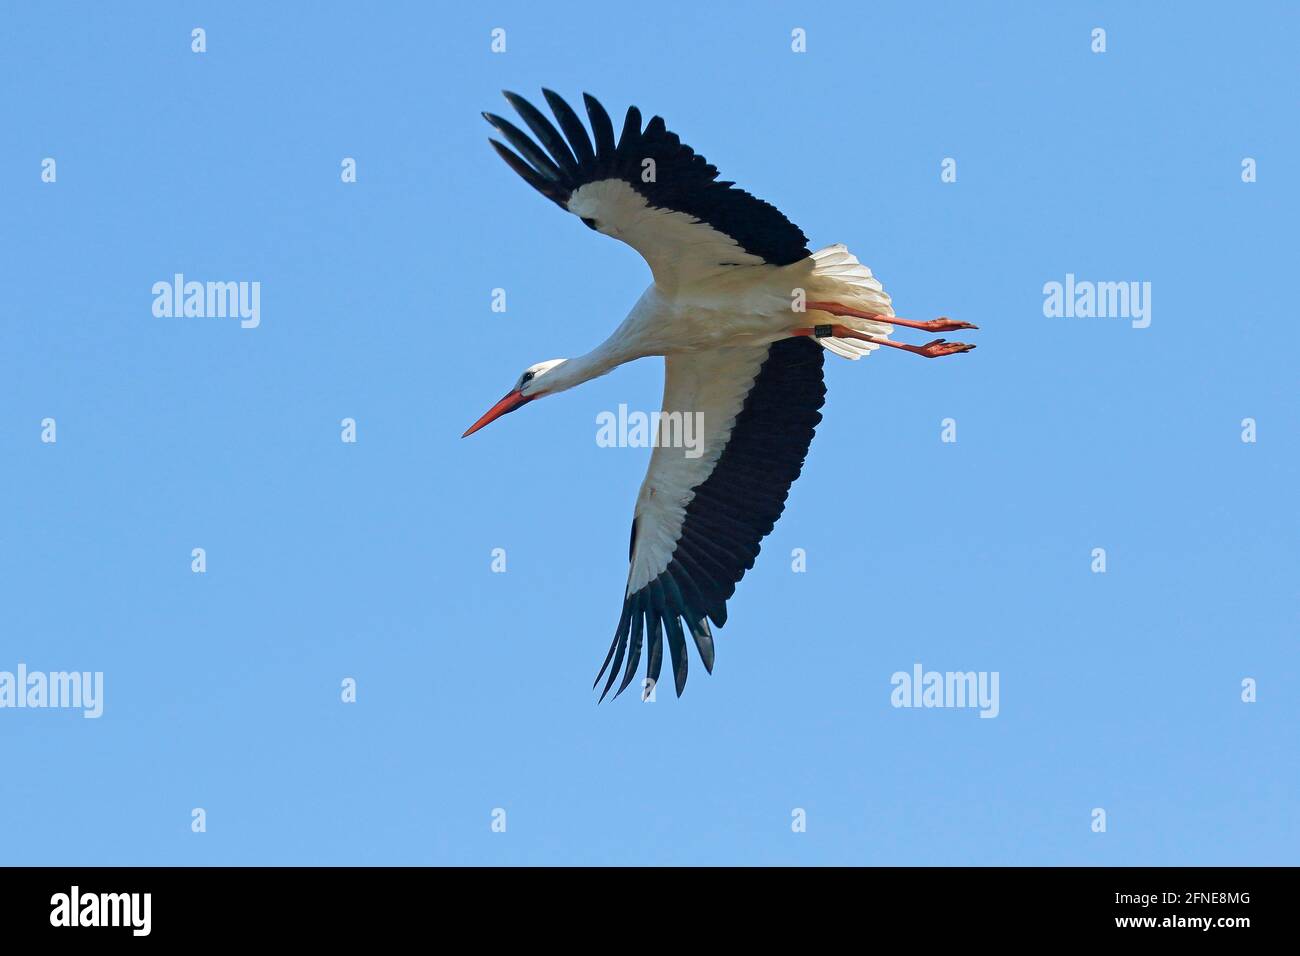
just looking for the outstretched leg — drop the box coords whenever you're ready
[805,300,977,333]
[793,323,975,358]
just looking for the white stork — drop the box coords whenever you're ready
[465,90,976,701]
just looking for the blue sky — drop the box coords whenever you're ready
[2,1,1295,865]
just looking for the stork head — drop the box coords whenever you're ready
[462,359,569,437]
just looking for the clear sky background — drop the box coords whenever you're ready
[2,2,1295,866]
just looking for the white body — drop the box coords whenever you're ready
[530,229,897,597]
[543,241,897,395]
[564,179,894,362]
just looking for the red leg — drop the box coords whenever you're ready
[805,300,977,333]
[793,324,975,358]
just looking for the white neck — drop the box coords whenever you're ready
[542,322,647,395]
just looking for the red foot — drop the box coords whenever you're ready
[912,316,978,333]
[907,338,976,358]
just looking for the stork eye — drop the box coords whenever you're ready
[521,371,534,384]
[581,217,597,230]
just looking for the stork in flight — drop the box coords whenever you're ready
[465,90,977,701]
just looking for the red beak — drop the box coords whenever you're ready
[462,388,530,437]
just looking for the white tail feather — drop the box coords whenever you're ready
[806,244,894,361]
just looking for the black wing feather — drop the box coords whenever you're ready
[595,600,633,698]
[583,93,617,171]
[614,105,642,166]
[486,90,810,266]
[594,337,826,699]
[487,140,563,203]
[543,88,596,168]
[502,90,581,180]
[615,602,646,700]
[483,112,562,181]
[644,601,665,691]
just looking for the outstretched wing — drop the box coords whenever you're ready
[594,336,826,700]
[484,90,811,291]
